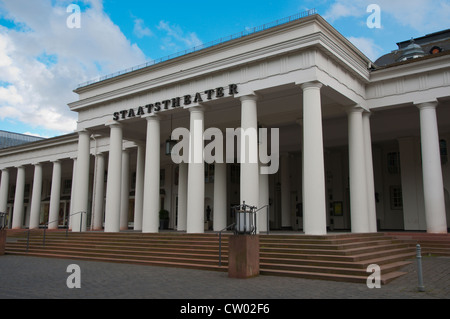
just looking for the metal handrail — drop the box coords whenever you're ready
[255,205,270,235]
[26,211,86,251]
[76,9,317,88]
[218,223,236,267]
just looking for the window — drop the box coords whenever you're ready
[24,184,31,199]
[62,179,72,195]
[387,152,400,174]
[230,164,240,184]
[205,164,214,183]
[390,186,403,210]
[440,139,448,165]
[160,169,165,187]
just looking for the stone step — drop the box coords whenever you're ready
[259,268,407,285]
[260,260,411,277]
[6,243,225,259]
[5,231,415,285]
[5,250,228,272]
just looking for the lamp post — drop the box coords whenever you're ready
[228,201,260,279]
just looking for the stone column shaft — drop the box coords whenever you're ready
[105,124,123,233]
[417,102,447,233]
[12,166,25,229]
[301,82,327,235]
[48,161,62,230]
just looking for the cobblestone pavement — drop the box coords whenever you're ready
[0,254,448,300]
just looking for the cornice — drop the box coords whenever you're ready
[369,54,450,83]
[70,39,370,113]
[0,133,78,157]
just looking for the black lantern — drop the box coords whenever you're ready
[234,201,257,235]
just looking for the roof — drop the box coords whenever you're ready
[0,130,45,150]
[374,29,450,67]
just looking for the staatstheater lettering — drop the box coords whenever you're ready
[112,84,238,121]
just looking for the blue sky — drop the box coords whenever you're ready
[0,0,449,138]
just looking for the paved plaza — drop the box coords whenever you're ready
[0,254,448,300]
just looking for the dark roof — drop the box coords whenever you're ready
[0,130,45,150]
[374,29,450,67]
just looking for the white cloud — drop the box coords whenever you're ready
[133,18,153,38]
[0,0,147,136]
[324,0,450,33]
[347,36,383,61]
[157,20,202,51]
[323,2,362,22]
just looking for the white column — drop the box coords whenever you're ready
[186,106,205,233]
[240,95,259,208]
[347,106,369,233]
[133,144,145,231]
[213,162,227,231]
[105,123,123,233]
[69,158,77,230]
[29,163,43,229]
[12,166,25,229]
[92,153,105,231]
[48,160,62,230]
[72,130,91,232]
[120,149,130,230]
[258,163,269,233]
[362,112,377,232]
[280,154,291,228]
[0,168,9,214]
[177,162,188,231]
[417,102,447,233]
[301,82,327,235]
[239,95,259,234]
[142,115,160,233]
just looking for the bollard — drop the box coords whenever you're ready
[416,244,425,292]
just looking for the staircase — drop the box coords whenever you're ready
[385,232,450,256]
[6,231,227,272]
[259,233,415,284]
[5,230,416,285]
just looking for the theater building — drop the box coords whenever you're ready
[0,12,449,235]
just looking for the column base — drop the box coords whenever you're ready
[228,235,260,279]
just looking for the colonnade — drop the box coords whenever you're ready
[0,83,447,234]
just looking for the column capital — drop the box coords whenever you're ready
[186,104,206,113]
[76,128,91,135]
[299,81,323,91]
[345,105,365,115]
[416,101,438,110]
[105,120,122,128]
[142,113,161,122]
[239,94,258,103]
